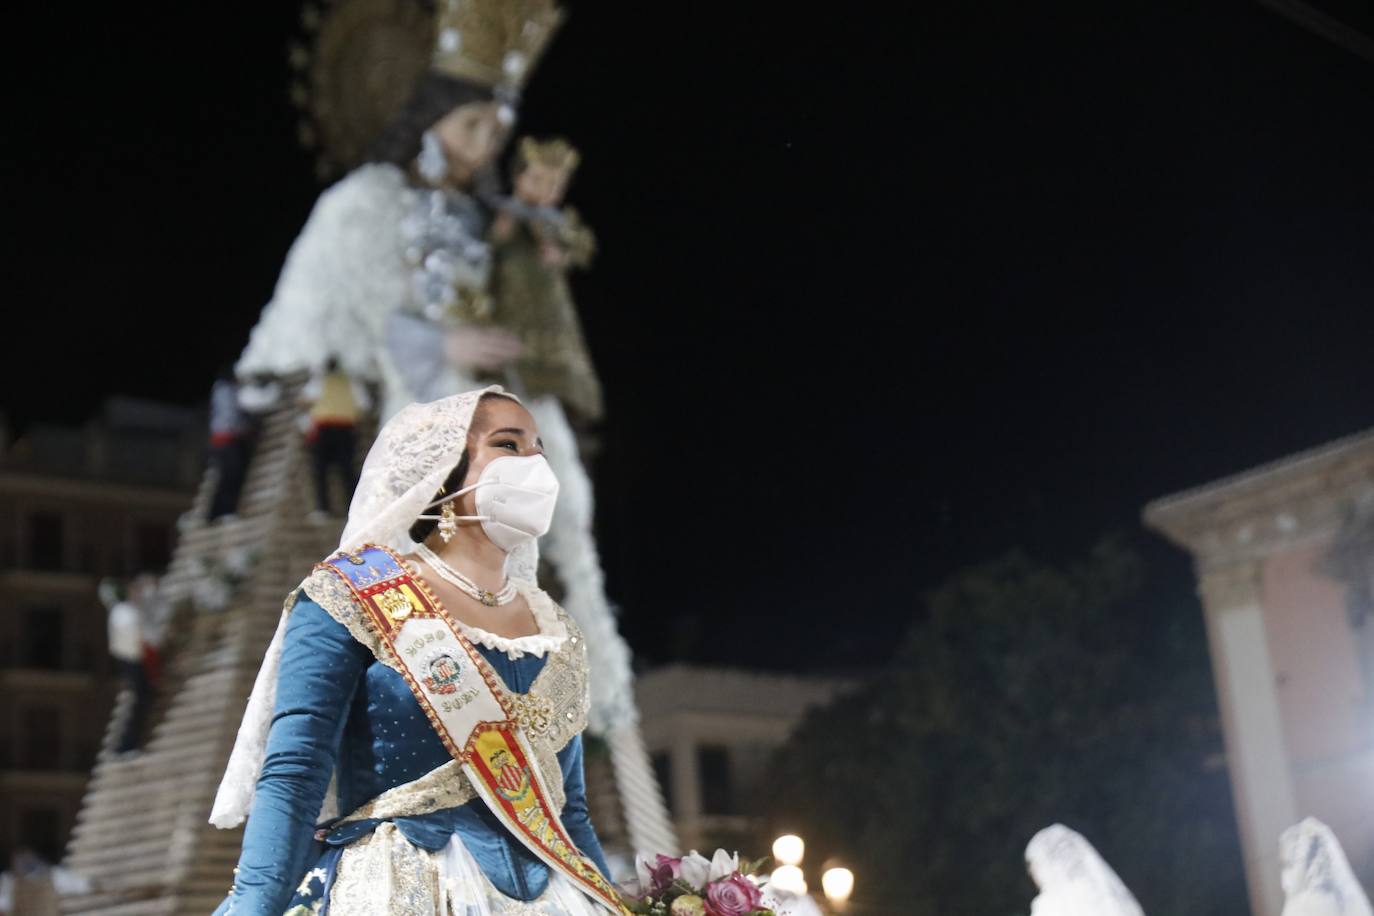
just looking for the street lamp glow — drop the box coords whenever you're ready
[821,866,855,904]
[772,834,805,867]
[770,864,808,896]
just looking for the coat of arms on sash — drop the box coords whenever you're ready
[490,747,531,801]
[422,651,465,695]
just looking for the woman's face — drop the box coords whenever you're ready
[457,397,543,515]
[432,101,504,185]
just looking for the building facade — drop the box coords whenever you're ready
[1145,429,1374,916]
[0,399,201,869]
[635,664,853,854]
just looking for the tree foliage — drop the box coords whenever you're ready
[766,541,1247,915]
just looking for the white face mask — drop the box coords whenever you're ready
[419,454,560,553]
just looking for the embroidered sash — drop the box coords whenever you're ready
[318,545,628,915]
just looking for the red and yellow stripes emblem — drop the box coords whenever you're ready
[466,726,627,912]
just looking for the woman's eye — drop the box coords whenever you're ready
[494,440,518,451]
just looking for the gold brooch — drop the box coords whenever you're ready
[512,695,553,736]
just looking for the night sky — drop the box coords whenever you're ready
[4,1,1373,671]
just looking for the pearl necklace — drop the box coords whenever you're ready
[416,544,518,607]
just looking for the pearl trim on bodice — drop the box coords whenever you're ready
[452,579,569,660]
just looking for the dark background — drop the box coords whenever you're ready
[3,0,1373,670]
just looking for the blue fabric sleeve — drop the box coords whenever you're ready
[218,597,372,916]
[557,734,613,881]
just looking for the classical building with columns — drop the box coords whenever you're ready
[1145,429,1374,916]
[635,664,854,854]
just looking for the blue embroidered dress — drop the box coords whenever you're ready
[214,579,610,916]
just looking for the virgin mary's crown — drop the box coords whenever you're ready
[432,0,565,95]
[291,0,564,177]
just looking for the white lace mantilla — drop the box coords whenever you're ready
[1026,824,1143,916]
[336,388,538,582]
[1281,818,1374,916]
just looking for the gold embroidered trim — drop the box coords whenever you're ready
[323,823,443,915]
[336,760,474,823]
[534,605,590,754]
[332,746,566,826]
[301,568,404,675]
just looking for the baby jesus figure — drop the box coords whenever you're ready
[490,138,596,268]
[485,137,602,422]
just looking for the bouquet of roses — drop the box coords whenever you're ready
[624,849,774,916]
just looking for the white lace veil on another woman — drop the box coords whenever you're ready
[1026,824,1145,916]
[1280,818,1374,916]
[211,385,537,828]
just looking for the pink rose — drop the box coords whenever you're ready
[648,853,682,894]
[705,874,764,916]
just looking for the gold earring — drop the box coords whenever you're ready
[438,500,458,543]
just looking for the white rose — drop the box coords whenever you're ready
[634,853,654,891]
[679,851,712,889]
[708,849,740,882]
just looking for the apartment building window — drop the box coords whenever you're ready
[697,745,734,815]
[28,512,64,570]
[20,705,62,770]
[76,541,99,574]
[19,807,63,862]
[136,521,172,572]
[21,606,63,669]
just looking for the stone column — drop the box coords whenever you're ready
[670,733,702,852]
[1198,560,1296,916]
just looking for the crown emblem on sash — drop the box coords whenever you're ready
[375,587,417,622]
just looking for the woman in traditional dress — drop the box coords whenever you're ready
[1026,824,1145,916]
[211,387,623,915]
[1280,818,1373,916]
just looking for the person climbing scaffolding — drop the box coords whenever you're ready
[301,355,372,520]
